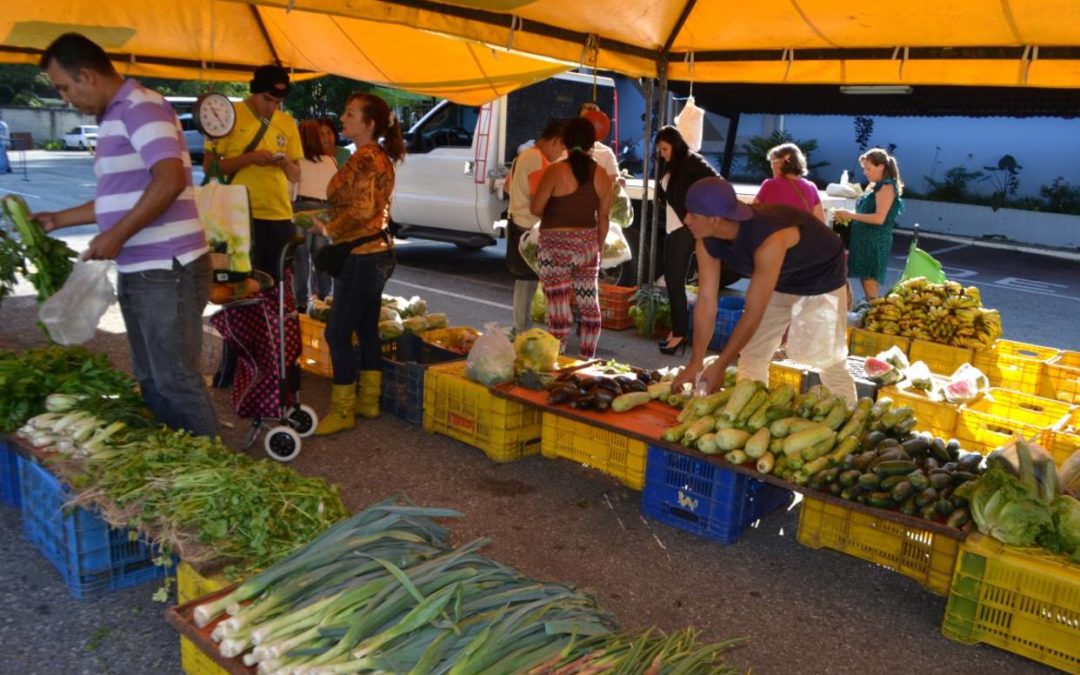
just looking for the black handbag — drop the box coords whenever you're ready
[314,229,391,276]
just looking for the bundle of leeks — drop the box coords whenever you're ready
[192,499,739,674]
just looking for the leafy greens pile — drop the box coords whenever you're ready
[967,438,1080,561]
[1,194,76,302]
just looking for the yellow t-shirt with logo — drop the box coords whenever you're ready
[207,102,302,221]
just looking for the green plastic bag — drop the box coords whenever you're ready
[897,237,945,287]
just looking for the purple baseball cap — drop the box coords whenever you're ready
[685,177,754,221]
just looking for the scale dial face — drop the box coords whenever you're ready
[193,92,236,139]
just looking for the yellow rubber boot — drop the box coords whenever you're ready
[314,384,356,436]
[355,370,382,419]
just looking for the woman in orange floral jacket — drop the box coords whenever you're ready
[311,93,404,435]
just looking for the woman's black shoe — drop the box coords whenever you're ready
[658,337,689,355]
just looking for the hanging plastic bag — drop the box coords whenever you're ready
[786,292,846,367]
[897,236,947,287]
[601,225,633,269]
[674,96,704,153]
[531,283,547,323]
[38,260,115,345]
[518,226,540,275]
[514,327,560,373]
[195,180,252,273]
[466,322,516,385]
[609,182,635,228]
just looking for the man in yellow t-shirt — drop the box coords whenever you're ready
[204,65,302,282]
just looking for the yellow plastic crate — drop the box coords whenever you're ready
[955,388,1072,456]
[796,494,960,596]
[298,314,333,378]
[1048,408,1080,467]
[177,562,230,675]
[972,339,1059,396]
[879,380,959,441]
[1040,350,1080,405]
[768,360,807,393]
[848,328,911,359]
[907,339,973,376]
[942,534,1080,673]
[540,413,647,490]
[423,361,541,463]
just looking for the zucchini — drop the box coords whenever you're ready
[744,428,771,459]
[801,435,837,462]
[822,401,850,431]
[662,418,695,442]
[683,415,717,443]
[765,405,795,422]
[724,449,748,465]
[647,381,673,400]
[769,417,800,438]
[781,425,835,457]
[720,380,760,422]
[716,428,751,451]
[827,435,861,465]
[768,437,784,454]
[813,395,838,418]
[696,433,719,455]
[756,451,776,475]
[611,391,651,413]
[767,384,797,407]
[734,390,769,427]
[691,388,733,417]
[802,456,830,477]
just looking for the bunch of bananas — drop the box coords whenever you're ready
[861,277,1002,349]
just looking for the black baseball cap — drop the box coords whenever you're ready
[250,65,290,99]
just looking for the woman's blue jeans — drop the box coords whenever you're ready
[325,251,395,385]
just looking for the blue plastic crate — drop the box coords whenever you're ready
[642,445,794,544]
[380,357,428,425]
[688,296,746,351]
[18,456,165,599]
[0,437,20,509]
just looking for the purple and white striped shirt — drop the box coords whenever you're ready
[94,79,207,273]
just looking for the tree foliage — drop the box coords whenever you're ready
[738,130,829,182]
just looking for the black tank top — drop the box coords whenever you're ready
[541,164,599,229]
[703,204,846,296]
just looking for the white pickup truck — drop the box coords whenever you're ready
[391,71,618,249]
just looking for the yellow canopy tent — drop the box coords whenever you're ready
[0,1,571,104]
[244,0,1080,89]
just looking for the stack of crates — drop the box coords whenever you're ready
[972,339,1059,396]
[955,388,1072,456]
[908,339,973,377]
[18,457,165,598]
[423,361,542,463]
[942,534,1079,672]
[1048,408,1079,466]
[380,331,469,425]
[1040,350,1080,405]
[848,328,911,359]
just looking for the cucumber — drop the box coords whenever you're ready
[879,474,908,490]
[928,472,952,490]
[935,498,955,517]
[900,496,918,516]
[840,485,864,501]
[828,481,844,496]
[862,431,886,452]
[865,492,895,509]
[852,451,877,472]
[890,480,914,502]
[929,438,950,463]
[872,460,918,477]
[915,487,938,508]
[838,469,862,487]
[858,473,882,490]
[946,508,970,529]
[822,467,841,484]
[907,471,930,492]
[900,437,930,458]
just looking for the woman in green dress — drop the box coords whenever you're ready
[835,148,904,301]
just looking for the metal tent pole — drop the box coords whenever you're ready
[636,77,654,286]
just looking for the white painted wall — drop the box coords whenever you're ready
[902,199,1079,249]
[0,105,97,147]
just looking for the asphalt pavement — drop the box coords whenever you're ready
[0,152,1074,674]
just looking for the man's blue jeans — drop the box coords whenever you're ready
[117,253,219,436]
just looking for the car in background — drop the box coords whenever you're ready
[62,125,98,151]
[178,114,204,163]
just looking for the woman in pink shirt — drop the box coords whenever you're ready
[753,143,825,223]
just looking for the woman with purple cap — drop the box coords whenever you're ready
[671,177,856,402]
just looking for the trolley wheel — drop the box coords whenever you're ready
[287,404,318,438]
[264,426,302,462]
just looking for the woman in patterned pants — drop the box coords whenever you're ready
[530,117,613,358]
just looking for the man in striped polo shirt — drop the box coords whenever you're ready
[35,33,218,437]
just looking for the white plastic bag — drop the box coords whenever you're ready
[39,260,115,345]
[601,225,633,269]
[942,363,990,404]
[518,226,540,274]
[466,322,516,385]
[675,96,704,153]
[787,292,846,367]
